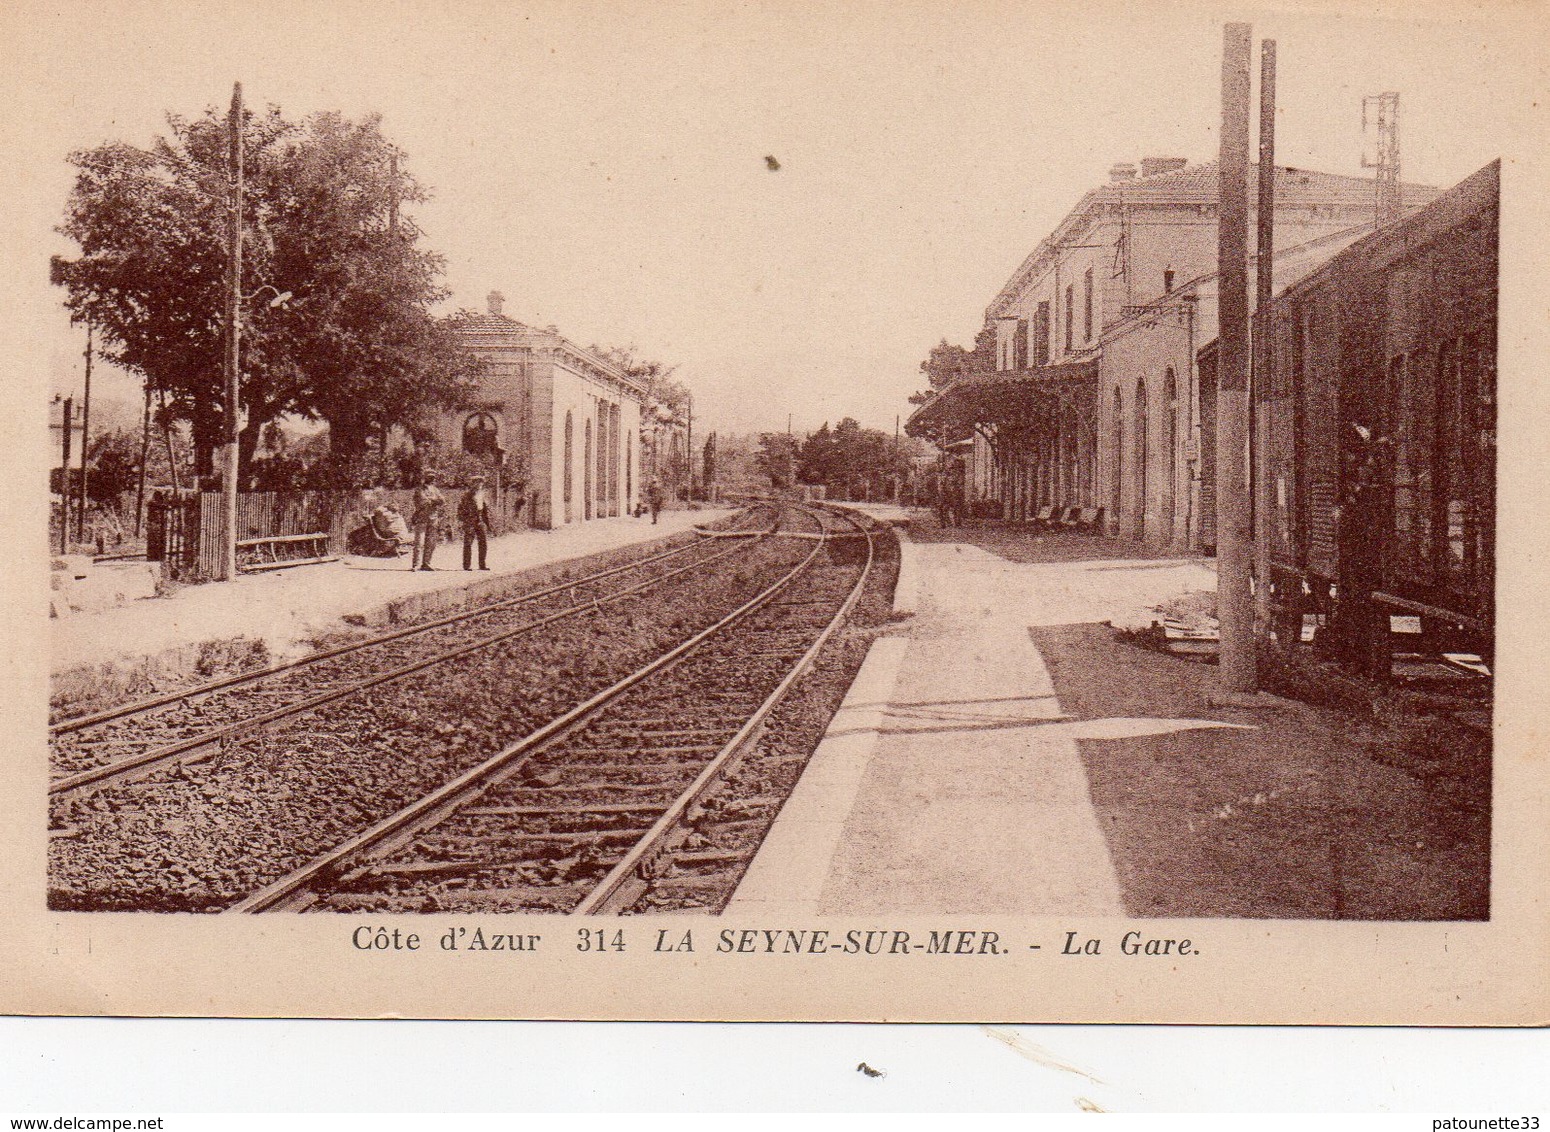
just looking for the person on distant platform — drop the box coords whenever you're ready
[459,475,493,571]
[410,474,445,571]
[646,479,665,525]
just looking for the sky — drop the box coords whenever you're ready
[5,0,1543,440]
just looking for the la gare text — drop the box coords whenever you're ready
[349,925,1198,957]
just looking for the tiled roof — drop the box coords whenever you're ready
[454,311,535,334]
[1098,161,1435,203]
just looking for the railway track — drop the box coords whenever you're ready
[232,504,876,914]
[48,505,777,799]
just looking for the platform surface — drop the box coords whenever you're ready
[51,509,733,673]
[729,526,1228,917]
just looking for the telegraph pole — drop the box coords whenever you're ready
[1254,39,1277,637]
[220,81,243,582]
[135,383,151,536]
[77,322,93,544]
[58,396,74,554]
[1216,22,1256,691]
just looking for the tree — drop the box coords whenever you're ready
[755,432,798,489]
[797,417,912,500]
[590,345,691,424]
[702,432,717,488]
[51,100,478,485]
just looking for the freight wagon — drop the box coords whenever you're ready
[1254,160,1498,678]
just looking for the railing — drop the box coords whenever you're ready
[147,487,533,581]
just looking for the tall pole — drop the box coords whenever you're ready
[58,397,74,555]
[1216,22,1256,691]
[77,322,93,544]
[221,81,243,582]
[135,382,152,536]
[1254,40,1277,637]
[894,413,901,503]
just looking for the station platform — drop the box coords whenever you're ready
[731,513,1487,920]
[729,521,1225,917]
[50,508,733,677]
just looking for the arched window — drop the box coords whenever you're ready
[562,412,573,523]
[1135,379,1149,539]
[462,412,499,456]
[1164,368,1179,544]
[583,420,594,520]
[1111,387,1124,521]
[596,403,609,516]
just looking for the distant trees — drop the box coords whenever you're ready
[796,417,914,501]
[51,100,480,487]
[756,432,799,489]
[589,345,691,427]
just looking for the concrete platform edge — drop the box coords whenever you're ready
[726,634,911,916]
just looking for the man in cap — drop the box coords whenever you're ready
[459,474,493,571]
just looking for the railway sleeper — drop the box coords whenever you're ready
[463,802,664,816]
[561,743,724,757]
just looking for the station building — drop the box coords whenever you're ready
[440,292,648,529]
[907,157,1437,549]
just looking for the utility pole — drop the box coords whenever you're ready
[894,413,902,504]
[77,322,93,544]
[57,396,74,555]
[685,394,694,500]
[1216,22,1257,691]
[1253,40,1278,638]
[135,383,151,536]
[220,81,243,582]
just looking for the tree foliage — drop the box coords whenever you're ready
[755,432,799,489]
[909,325,998,406]
[51,100,480,484]
[795,418,913,499]
[589,344,691,426]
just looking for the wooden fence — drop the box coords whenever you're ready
[148,486,532,580]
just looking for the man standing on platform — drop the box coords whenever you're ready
[646,479,665,525]
[459,475,493,571]
[410,474,444,571]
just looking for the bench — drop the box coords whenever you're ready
[1062,506,1105,532]
[237,532,336,573]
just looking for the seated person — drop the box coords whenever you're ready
[371,504,411,546]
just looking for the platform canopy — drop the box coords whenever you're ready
[905,359,1098,446]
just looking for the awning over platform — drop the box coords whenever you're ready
[905,360,1098,445]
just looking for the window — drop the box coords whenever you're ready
[1083,268,1094,341]
[1064,284,1075,352]
[1111,387,1124,519]
[562,412,574,523]
[1034,302,1051,367]
[1135,379,1149,538]
[462,411,499,456]
[1390,351,1433,577]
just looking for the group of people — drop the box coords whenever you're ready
[353,473,673,570]
[353,476,494,571]
[406,476,493,571]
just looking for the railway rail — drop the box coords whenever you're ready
[232,504,876,914]
[48,505,777,799]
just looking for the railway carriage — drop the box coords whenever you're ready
[1256,160,1498,676]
